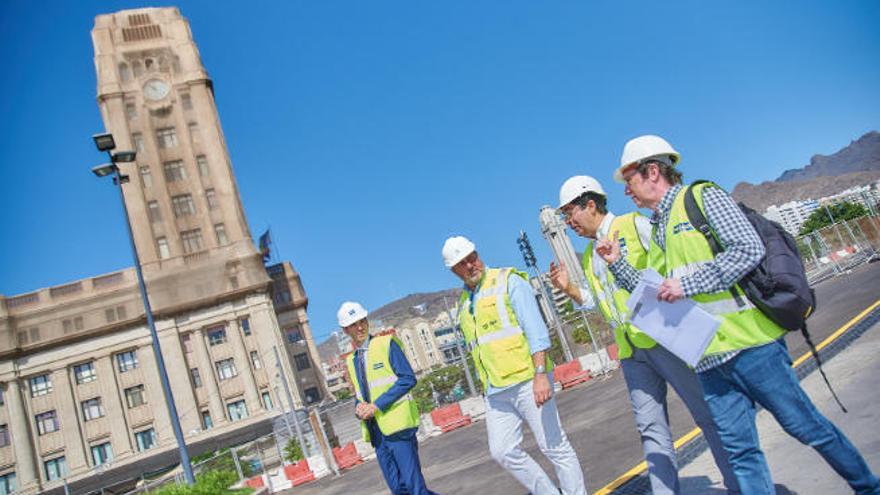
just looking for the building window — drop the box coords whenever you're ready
[29,374,53,397]
[207,326,227,346]
[35,411,59,435]
[0,388,4,406]
[157,237,171,259]
[116,350,139,372]
[285,327,303,344]
[294,353,311,371]
[124,385,146,408]
[205,188,218,210]
[29,327,41,342]
[181,92,193,110]
[190,368,202,388]
[74,362,97,384]
[180,229,203,254]
[181,333,193,353]
[216,358,237,380]
[188,122,200,144]
[170,192,196,216]
[240,317,251,336]
[81,398,104,421]
[0,472,15,494]
[125,101,137,119]
[119,62,131,81]
[156,127,178,149]
[63,316,84,334]
[0,425,9,447]
[261,391,273,410]
[135,428,157,452]
[105,305,127,323]
[91,442,113,466]
[214,223,229,246]
[44,457,67,481]
[163,160,187,182]
[147,200,162,223]
[201,410,213,430]
[304,387,321,405]
[139,165,152,188]
[250,351,262,370]
[132,132,145,153]
[196,155,209,176]
[226,399,248,421]
[274,289,292,306]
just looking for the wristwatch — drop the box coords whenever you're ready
[534,365,546,374]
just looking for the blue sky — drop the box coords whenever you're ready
[1,1,879,342]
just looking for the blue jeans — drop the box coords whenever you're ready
[622,344,738,494]
[698,339,880,495]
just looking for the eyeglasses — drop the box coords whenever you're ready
[560,203,587,221]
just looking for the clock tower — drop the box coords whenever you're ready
[92,8,270,314]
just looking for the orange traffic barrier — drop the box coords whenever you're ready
[554,360,591,389]
[333,442,364,470]
[284,459,316,486]
[245,475,265,488]
[430,403,472,433]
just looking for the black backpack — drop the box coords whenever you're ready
[684,181,846,412]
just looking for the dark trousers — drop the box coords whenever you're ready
[372,426,437,495]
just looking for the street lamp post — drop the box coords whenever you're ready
[91,133,195,485]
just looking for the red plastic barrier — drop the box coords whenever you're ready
[333,442,364,470]
[553,360,591,389]
[607,343,619,362]
[245,475,264,488]
[284,459,316,486]
[430,403,472,433]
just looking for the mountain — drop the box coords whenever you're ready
[732,131,880,212]
[315,287,462,360]
[370,288,462,328]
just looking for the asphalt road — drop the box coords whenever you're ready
[289,261,880,495]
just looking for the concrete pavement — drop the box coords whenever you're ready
[677,317,880,495]
[284,262,880,495]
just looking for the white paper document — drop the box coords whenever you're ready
[626,269,721,367]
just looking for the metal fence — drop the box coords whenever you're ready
[797,214,880,286]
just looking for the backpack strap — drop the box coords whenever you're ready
[682,180,746,307]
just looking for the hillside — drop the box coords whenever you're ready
[732,131,880,212]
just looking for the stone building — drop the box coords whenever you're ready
[0,8,321,494]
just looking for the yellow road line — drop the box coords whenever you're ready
[594,298,880,495]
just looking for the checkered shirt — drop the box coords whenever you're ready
[608,184,766,371]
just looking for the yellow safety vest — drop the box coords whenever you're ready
[346,335,420,443]
[647,183,786,358]
[459,267,548,390]
[582,212,657,359]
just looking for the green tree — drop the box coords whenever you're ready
[411,359,481,412]
[283,438,304,463]
[333,388,353,401]
[799,201,868,235]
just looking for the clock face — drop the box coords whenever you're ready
[143,79,170,101]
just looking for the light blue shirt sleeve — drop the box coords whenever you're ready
[508,274,551,354]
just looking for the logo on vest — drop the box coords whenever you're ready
[672,221,694,235]
[372,363,384,370]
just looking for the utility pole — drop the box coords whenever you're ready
[517,231,574,362]
[443,296,477,396]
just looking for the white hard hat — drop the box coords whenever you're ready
[614,135,680,183]
[337,301,368,328]
[442,236,476,268]
[558,175,606,208]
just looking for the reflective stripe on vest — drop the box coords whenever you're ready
[345,335,419,443]
[649,184,785,358]
[582,213,657,360]
[458,267,537,390]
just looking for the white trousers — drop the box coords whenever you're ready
[485,379,586,495]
